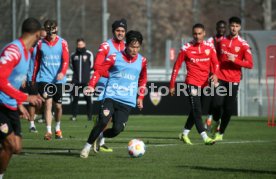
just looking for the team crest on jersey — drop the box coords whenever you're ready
[74,56,79,60]
[103,109,110,116]
[83,55,88,62]
[0,123,9,134]
[235,46,240,52]
[150,92,161,106]
[205,49,210,56]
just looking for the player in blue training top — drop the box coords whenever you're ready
[80,30,147,158]
[32,19,69,140]
[92,18,127,152]
[0,18,44,179]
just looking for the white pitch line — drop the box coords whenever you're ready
[20,140,275,154]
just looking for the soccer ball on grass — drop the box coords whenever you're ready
[127,139,146,158]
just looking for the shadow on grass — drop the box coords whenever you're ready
[21,147,82,157]
[177,165,276,175]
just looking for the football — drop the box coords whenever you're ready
[127,139,146,158]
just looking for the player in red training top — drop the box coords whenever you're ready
[170,23,219,145]
[0,18,44,179]
[211,16,253,141]
[204,20,227,131]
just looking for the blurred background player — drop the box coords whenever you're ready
[211,17,253,141]
[170,23,219,145]
[80,30,147,158]
[32,19,69,140]
[0,17,44,179]
[205,20,227,131]
[70,38,94,121]
[21,28,47,133]
[92,18,127,152]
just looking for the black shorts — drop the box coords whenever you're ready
[26,81,39,95]
[0,106,21,142]
[100,98,132,126]
[38,82,63,103]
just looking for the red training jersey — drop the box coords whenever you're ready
[216,35,253,83]
[94,38,125,70]
[170,40,219,88]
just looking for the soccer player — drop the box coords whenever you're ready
[205,20,227,131]
[70,38,94,121]
[80,30,147,158]
[0,17,44,179]
[170,23,219,145]
[93,18,127,152]
[32,19,69,140]
[22,29,47,133]
[212,17,253,141]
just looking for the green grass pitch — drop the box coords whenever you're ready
[4,115,276,179]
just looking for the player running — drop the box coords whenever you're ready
[0,18,44,179]
[212,16,253,141]
[92,18,127,152]
[80,30,147,158]
[205,20,227,131]
[170,23,219,145]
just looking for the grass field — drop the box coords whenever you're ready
[4,115,276,179]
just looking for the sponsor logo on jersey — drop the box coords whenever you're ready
[0,123,9,134]
[235,46,240,52]
[150,92,161,106]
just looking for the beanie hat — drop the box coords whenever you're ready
[112,18,127,32]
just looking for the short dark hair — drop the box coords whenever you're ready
[21,17,41,34]
[77,38,85,43]
[216,20,227,27]
[192,23,205,30]
[229,16,241,25]
[44,20,58,29]
[126,30,143,45]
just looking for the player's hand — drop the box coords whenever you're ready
[209,74,219,87]
[137,98,143,110]
[170,88,175,96]
[31,81,36,87]
[57,73,64,81]
[27,95,44,108]
[21,80,27,89]
[84,86,95,96]
[18,104,30,120]
[227,54,235,62]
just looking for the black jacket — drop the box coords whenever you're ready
[70,49,94,84]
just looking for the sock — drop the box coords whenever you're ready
[46,126,52,133]
[0,174,3,179]
[55,121,61,131]
[30,121,35,128]
[84,143,92,150]
[200,131,208,140]
[207,115,213,120]
[99,137,105,146]
[183,129,190,136]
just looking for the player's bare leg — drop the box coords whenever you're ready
[44,98,53,140]
[28,105,38,133]
[0,133,22,177]
[54,102,63,139]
